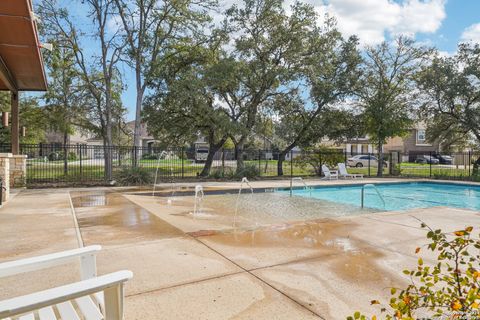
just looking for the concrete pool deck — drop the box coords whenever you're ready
[0,178,479,319]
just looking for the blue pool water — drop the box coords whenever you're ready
[280,182,480,211]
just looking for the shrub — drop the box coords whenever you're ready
[67,152,77,161]
[235,163,260,179]
[114,166,153,186]
[349,224,480,320]
[47,151,77,161]
[209,167,235,179]
[296,147,344,176]
[48,151,61,161]
[141,153,159,160]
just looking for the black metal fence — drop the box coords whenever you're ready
[3,144,480,186]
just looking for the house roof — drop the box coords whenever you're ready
[126,120,154,139]
[0,0,47,91]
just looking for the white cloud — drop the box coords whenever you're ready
[461,23,480,43]
[305,0,446,45]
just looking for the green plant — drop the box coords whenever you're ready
[67,152,77,161]
[208,167,235,179]
[47,151,61,161]
[47,151,77,161]
[349,224,480,320]
[235,163,259,179]
[141,153,158,160]
[296,147,344,176]
[114,166,153,185]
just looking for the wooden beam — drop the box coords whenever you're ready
[0,55,17,92]
[11,91,19,155]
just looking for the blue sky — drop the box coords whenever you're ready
[35,0,480,121]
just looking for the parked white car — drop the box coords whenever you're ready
[347,155,387,168]
[195,148,209,163]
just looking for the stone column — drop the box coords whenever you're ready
[0,153,11,203]
[10,154,27,188]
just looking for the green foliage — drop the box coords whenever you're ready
[0,94,47,144]
[114,166,153,186]
[417,43,480,150]
[296,147,344,176]
[141,153,159,160]
[350,224,480,319]
[47,151,77,161]
[234,164,260,180]
[208,167,236,179]
[358,37,430,176]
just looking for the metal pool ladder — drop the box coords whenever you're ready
[290,177,311,197]
[361,184,386,209]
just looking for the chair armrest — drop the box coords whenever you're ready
[0,245,101,278]
[0,270,132,318]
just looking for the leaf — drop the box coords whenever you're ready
[415,247,421,254]
[371,300,380,305]
[454,231,465,236]
[465,226,473,232]
[451,300,462,310]
[418,258,424,266]
[354,311,361,319]
[391,288,397,295]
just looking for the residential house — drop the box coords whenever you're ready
[326,124,442,163]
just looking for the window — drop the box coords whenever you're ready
[417,129,426,143]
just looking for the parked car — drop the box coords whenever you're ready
[415,155,440,164]
[194,148,209,163]
[347,155,387,168]
[433,154,453,165]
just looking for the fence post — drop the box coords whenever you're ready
[79,145,83,180]
[319,151,322,177]
[181,147,185,179]
[258,149,261,177]
[290,150,293,178]
[429,151,432,178]
[469,151,472,177]
[368,153,371,177]
[389,152,393,175]
[133,146,136,168]
[222,148,225,178]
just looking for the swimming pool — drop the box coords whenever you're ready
[281,182,480,211]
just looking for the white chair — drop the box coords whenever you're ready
[0,246,132,320]
[338,163,364,179]
[321,165,338,180]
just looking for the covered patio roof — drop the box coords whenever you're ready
[0,0,47,92]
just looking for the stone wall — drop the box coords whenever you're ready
[0,154,10,203]
[9,155,27,188]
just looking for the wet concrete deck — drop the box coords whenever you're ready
[0,178,479,319]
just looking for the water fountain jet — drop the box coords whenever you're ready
[233,177,254,229]
[193,185,205,217]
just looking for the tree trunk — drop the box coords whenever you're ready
[473,156,480,177]
[277,151,287,176]
[132,72,144,166]
[235,140,245,173]
[104,90,113,181]
[277,142,297,176]
[200,139,226,177]
[377,141,383,177]
[63,131,68,175]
